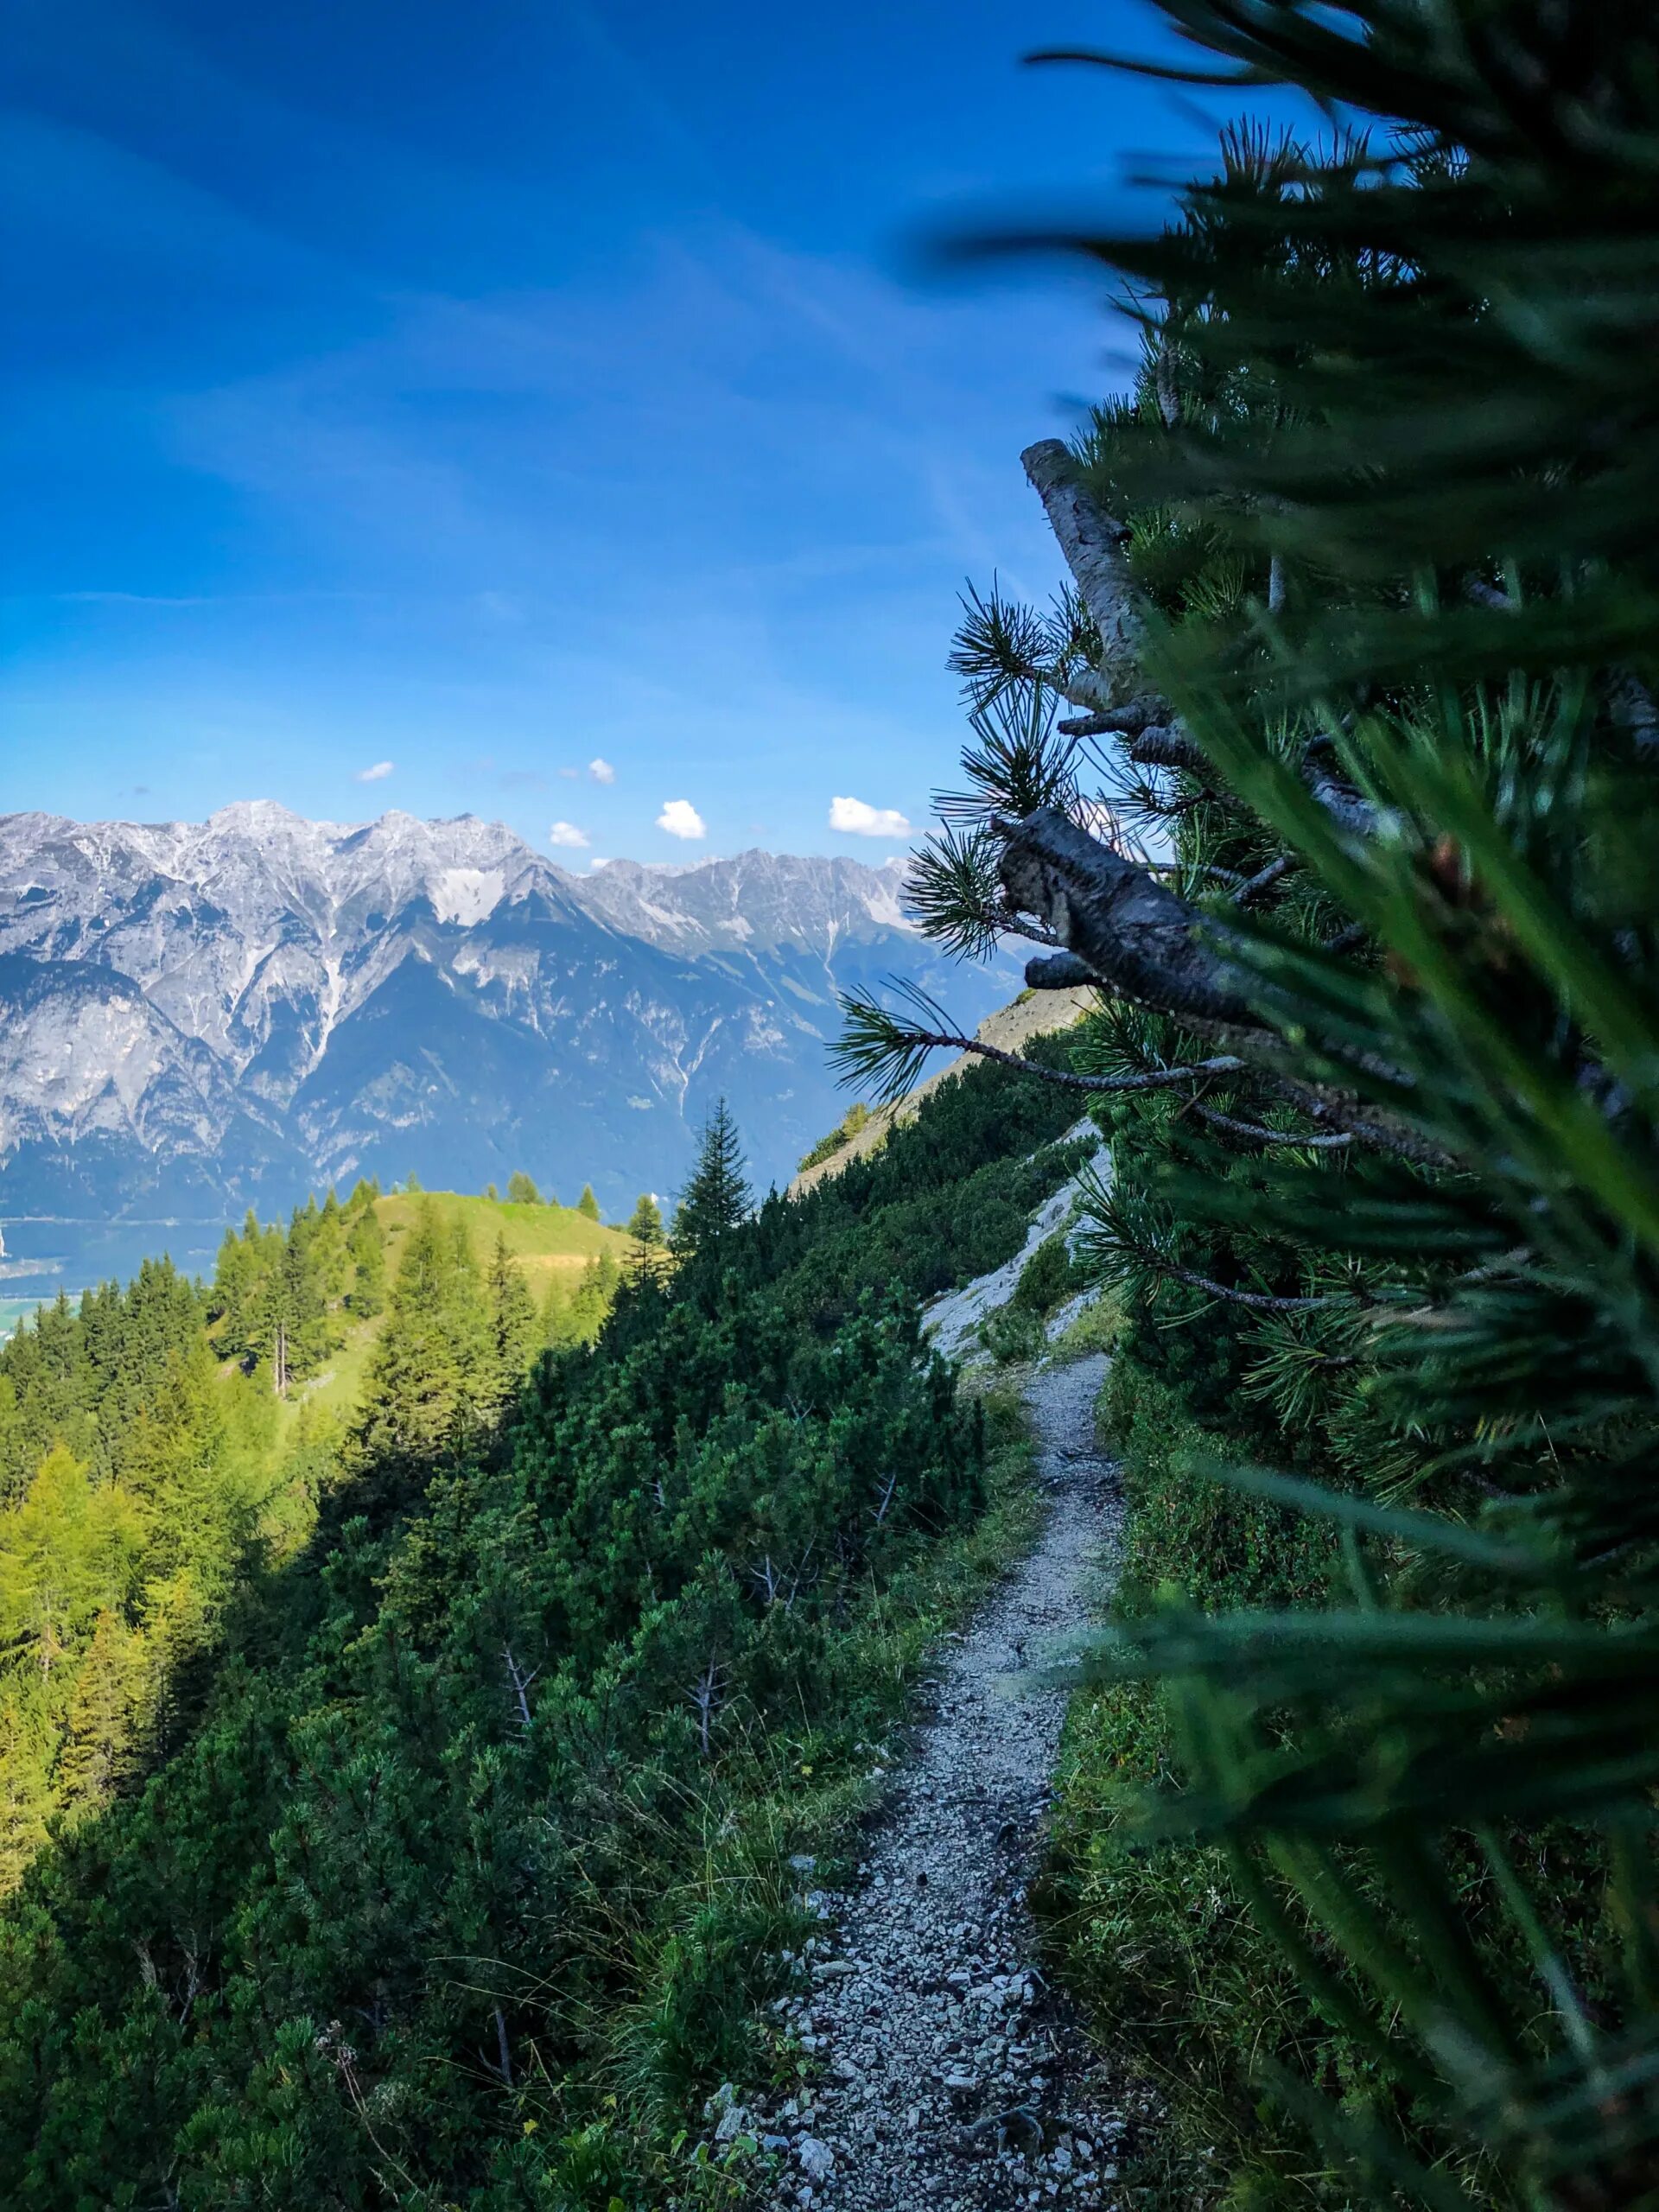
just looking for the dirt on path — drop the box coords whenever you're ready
[749,1353,1141,2210]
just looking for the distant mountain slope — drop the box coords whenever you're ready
[0,805,1016,1286]
[789,983,1098,1196]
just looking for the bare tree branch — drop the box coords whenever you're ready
[1022,440,1145,702]
[1147,1259,1358,1313]
[1128,725,1211,776]
[1026,950,1101,989]
[999,806,1258,1032]
[880,1014,1247,1096]
[1192,1101,1353,1148]
[1058,696,1170,740]
[1233,852,1300,907]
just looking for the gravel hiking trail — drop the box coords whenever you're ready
[750,1352,1149,2211]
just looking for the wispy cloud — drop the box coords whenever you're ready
[354,760,394,783]
[548,819,589,848]
[830,795,911,838]
[657,798,705,840]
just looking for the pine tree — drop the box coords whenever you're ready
[563,1258,609,1346]
[58,1609,143,1815]
[576,1182,601,1222]
[351,1201,488,1470]
[670,1101,752,1257]
[506,1171,542,1205]
[830,10,1659,2198]
[626,1192,667,1281]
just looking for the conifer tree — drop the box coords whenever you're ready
[482,1234,538,1415]
[351,1202,488,1470]
[576,1182,601,1221]
[563,1257,610,1345]
[626,1192,664,1246]
[346,1204,387,1318]
[626,1192,667,1281]
[58,1610,143,1814]
[506,1171,542,1205]
[670,1100,752,1257]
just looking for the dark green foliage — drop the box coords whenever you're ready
[576,1180,601,1221]
[0,1068,1053,2206]
[506,1171,543,1206]
[670,1099,751,1256]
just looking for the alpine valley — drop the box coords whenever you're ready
[0,803,1015,1290]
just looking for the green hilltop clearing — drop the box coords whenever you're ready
[375,1187,626,1293]
[271,1188,636,1424]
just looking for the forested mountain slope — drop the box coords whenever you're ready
[0,1052,1084,2208]
[0,1183,635,1895]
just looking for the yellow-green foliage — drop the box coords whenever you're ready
[797,1100,874,1173]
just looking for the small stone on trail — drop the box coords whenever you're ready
[797,2135,836,2182]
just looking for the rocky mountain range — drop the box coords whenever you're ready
[0,804,1014,1290]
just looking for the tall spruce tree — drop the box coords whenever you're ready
[835,6,1659,2200]
[670,1100,752,1257]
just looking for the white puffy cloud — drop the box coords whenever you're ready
[830,794,911,838]
[588,757,616,785]
[656,798,706,840]
[548,820,589,849]
[354,760,394,783]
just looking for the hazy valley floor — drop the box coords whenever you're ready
[753,1353,1147,2210]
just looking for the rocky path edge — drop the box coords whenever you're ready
[718,1351,1150,2211]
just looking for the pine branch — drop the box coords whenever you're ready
[1192,1102,1354,1148]
[1154,1263,1357,1314]
[831,979,1243,1103]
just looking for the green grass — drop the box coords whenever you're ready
[375,1190,632,1302]
[1039,1357,1351,2210]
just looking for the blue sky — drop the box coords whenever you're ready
[5,1,1264,864]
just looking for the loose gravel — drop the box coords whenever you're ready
[734,1352,1147,2211]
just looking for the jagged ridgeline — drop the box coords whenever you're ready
[829,3,1659,2205]
[0,1058,1083,2206]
